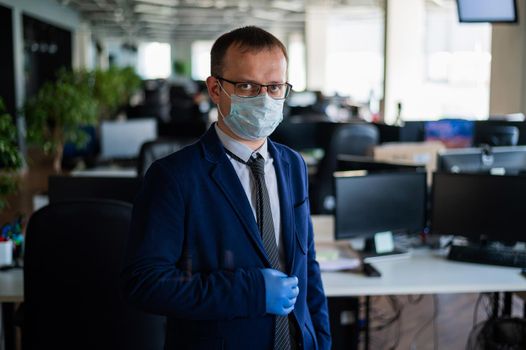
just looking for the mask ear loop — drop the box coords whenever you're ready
[217,80,231,97]
[216,79,231,118]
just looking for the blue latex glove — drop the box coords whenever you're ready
[260,269,300,316]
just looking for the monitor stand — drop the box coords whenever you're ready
[353,231,410,262]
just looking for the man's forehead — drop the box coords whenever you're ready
[222,44,287,76]
[225,43,286,60]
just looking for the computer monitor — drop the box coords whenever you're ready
[100,118,157,160]
[63,125,98,158]
[399,121,425,142]
[424,119,474,148]
[334,171,427,254]
[436,146,526,175]
[286,91,317,107]
[431,172,525,243]
[473,124,519,147]
[457,0,517,23]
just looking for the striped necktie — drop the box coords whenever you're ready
[227,149,292,350]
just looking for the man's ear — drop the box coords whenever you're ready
[206,76,220,105]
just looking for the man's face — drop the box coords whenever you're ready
[207,44,287,122]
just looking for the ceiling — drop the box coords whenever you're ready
[57,0,384,42]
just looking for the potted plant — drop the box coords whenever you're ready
[94,66,141,120]
[24,69,99,172]
[0,98,23,266]
[0,97,23,212]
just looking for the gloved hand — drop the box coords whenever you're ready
[260,269,300,316]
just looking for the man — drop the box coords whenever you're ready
[121,26,331,350]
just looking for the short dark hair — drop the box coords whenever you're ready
[210,26,288,77]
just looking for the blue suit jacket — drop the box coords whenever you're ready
[121,126,331,350]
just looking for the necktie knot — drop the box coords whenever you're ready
[248,153,265,177]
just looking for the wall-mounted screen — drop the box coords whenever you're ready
[457,0,517,23]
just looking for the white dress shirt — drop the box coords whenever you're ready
[215,124,286,264]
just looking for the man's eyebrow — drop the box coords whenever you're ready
[238,79,286,85]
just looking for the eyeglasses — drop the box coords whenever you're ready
[216,76,292,100]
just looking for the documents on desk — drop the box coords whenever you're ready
[318,257,361,272]
[313,215,362,271]
[316,242,361,272]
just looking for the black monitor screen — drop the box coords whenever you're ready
[457,0,517,23]
[431,173,526,243]
[334,172,427,240]
[437,146,526,175]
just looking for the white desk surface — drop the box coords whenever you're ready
[70,167,137,177]
[321,249,526,297]
[311,215,526,297]
[2,216,526,303]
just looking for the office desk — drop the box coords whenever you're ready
[311,215,526,296]
[311,215,526,349]
[3,217,526,350]
[0,269,22,303]
[322,249,526,297]
[0,269,23,350]
[70,167,137,177]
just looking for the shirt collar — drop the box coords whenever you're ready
[215,123,269,162]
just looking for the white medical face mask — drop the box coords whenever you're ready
[217,84,284,141]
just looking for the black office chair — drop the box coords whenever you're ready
[48,176,142,203]
[474,125,520,147]
[310,123,379,214]
[137,137,196,176]
[23,200,165,350]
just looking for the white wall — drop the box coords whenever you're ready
[489,0,526,115]
[305,5,330,91]
[0,0,81,109]
[383,0,425,123]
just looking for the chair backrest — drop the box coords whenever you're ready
[23,200,165,350]
[474,125,519,147]
[311,123,379,214]
[137,137,196,176]
[48,176,142,204]
[331,123,380,156]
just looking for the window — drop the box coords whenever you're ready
[288,32,307,91]
[383,0,491,123]
[421,0,491,119]
[424,0,491,118]
[191,40,213,81]
[137,42,171,79]
[325,6,385,104]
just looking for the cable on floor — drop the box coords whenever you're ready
[387,296,402,350]
[369,296,403,350]
[473,293,484,327]
[409,294,439,350]
[407,294,424,305]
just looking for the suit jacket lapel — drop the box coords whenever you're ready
[268,140,295,275]
[201,127,270,265]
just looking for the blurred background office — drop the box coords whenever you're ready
[2,0,525,212]
[0,1,522,161]
[2,0,526,349]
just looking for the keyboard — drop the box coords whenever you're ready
[448,245,526,268]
